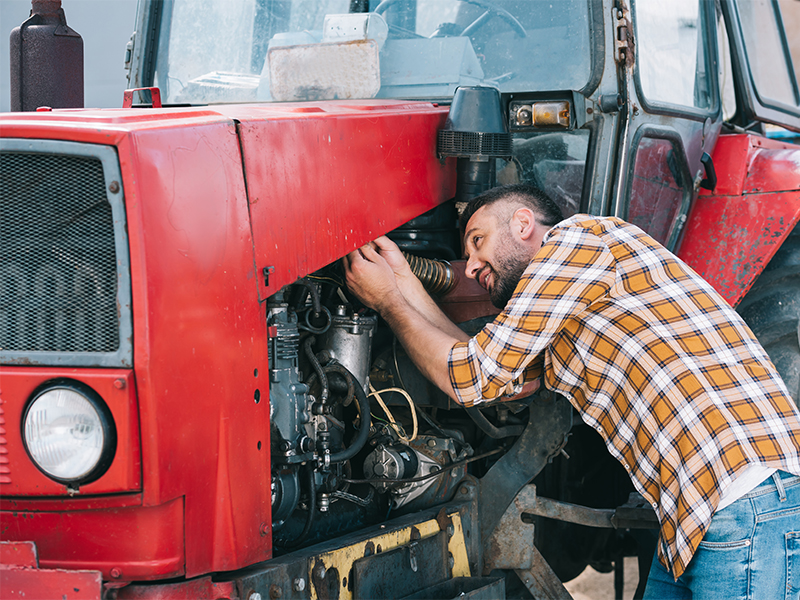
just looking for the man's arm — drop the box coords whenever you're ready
[367,237,469,341]
[343,240,465,399]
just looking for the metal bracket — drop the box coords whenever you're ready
[521,488,659,530]
[484,486,537,571]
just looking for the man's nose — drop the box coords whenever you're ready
[465,254,481,280]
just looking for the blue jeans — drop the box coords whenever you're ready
[643,470,800,600]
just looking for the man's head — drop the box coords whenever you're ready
[461,184,563,309]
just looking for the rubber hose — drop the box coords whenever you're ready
[304,336,328,403]
[466,406,525,439]
[303,362,368,463]
[329,367,371,463]
[285,464,317,547]
[295,277,321,315]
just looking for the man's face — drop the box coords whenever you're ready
[463,205,536,309]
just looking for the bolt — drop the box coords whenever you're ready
[427,439,436,447]
[293,578,306,592]
[446,524,455,537]
[314,563,327,580]
[250,592,263,600]
[110,567,122,579]
[268,584,282,599]
[260,522,270,536]
[113,378,126,389]
[460,486,469,495]
[448,553,455,569]
[108,181,120,194]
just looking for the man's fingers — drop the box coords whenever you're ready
[359,243,384,263]
[373,236,400,252]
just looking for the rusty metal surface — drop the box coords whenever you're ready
[478,392,572,545]
[677,134,800,306]
[514,545,574,600]
[484,485,536,571]
[510,486,658,531]
[401,577,505,600]
[352,531,449,599]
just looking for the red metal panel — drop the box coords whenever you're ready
[1,497,184,581]
[745,145,800,193]
[0,368,140,496]
[0,542,38,567]
[677,134,800,306]
[0,567,102,600]
[117,576,236,600]
[120,118,272,577]
[225,101,456,295]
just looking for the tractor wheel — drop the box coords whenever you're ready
[736,223,800,408]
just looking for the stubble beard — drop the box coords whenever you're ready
[488,233,533,309]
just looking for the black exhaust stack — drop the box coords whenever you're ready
[10,0,84,111]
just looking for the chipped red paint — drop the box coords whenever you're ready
[677,134,800,306]
[115,577,237,600]
[1,542,103,600]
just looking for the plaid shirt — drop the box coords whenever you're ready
[448,215,800,578]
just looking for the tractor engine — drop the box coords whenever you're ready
[266,278,477,549]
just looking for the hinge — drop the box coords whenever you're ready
[614,7,632,65]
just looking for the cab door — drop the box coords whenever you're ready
[612,0,723,251]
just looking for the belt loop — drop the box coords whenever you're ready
[772,471,787,502]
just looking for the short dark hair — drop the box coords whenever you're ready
[459,184,564,231]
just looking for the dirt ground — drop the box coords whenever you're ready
[563,557,639,600]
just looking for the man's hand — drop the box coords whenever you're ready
[342,241,404,312]
[343,236,470,401]
[366,236,427,302]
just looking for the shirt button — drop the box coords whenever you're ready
[652,503,657,509]
[623,463,630,470]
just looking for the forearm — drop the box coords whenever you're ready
[379,293,461,400]
[397,275,470,342]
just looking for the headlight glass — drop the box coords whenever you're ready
[23,385,114,483]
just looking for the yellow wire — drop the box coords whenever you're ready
[369,384,418,442]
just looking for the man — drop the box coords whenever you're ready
[343,184,800,598]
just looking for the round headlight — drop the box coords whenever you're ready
[23,382,116,485]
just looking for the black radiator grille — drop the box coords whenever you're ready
[0,152,119,353]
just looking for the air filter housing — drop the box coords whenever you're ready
[437,86,511,203]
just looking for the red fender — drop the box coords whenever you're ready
[677,133,800,307]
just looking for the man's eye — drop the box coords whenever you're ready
[472,236,482,247]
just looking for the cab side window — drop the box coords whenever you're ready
[635,0,712,110]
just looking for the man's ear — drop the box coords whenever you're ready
[511,207,537,241]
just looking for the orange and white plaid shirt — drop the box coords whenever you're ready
[448,215,800,578]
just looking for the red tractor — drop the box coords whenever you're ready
[1,0,798,598]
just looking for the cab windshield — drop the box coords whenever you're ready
[153,0,594,104]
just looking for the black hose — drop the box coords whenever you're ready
[284,464,317,548]
[329,368,370,463]
[304,336,328,403]
[295,277,322,315]
[292,362,368,464]
[467,407,525,439]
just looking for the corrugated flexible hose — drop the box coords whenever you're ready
[402,252,456,296]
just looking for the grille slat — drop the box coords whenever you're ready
[0,152,119,353]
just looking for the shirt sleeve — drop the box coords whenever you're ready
[448,222,616,406]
